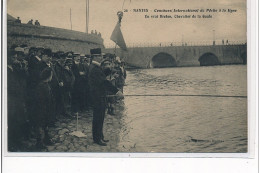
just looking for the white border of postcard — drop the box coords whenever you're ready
[1,0,259,172]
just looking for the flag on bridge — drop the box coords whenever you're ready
[110,22,127,51]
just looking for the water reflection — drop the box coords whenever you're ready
[116,65,247,152]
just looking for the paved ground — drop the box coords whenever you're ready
[20,101,124,152]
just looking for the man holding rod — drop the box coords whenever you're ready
[88,48,123,146]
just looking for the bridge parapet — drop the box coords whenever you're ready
[106,41,246,48]
[105,44,247,68]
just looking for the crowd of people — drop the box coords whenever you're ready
[14,17,41,26]
[27,19,41,26]
[7,45,126,151]
[90,30,102,37]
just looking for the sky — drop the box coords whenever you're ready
[7,0,247,47]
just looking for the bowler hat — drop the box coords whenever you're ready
[14,47,24,53]
[42,48,52,57]
[90,48,101,55]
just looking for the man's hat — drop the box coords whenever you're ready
[52,52,59,59]
[29,47,37,51]
[73,53,81,59]
[14,47,24,53]
[90,48,101,55]
[65,57,73,64]
[85,54,91,58]
[20,44,28,48]
[73,52,80,56]
[36,47,44,53]
[42,48,52,57]
[60,53,67,59]
[67,53,73,58]
[65,57,73,61]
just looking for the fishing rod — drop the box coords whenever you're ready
[106,94,247,98]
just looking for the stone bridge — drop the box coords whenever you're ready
[106,44,247,68]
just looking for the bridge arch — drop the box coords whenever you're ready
[198,52,220,66]
[241,52,247,64]
[151,52,177,68]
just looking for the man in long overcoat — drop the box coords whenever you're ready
[88,48,123,146]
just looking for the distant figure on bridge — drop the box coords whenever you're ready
[27,19,33,25]
[159,43,161,47]
[35,20,40,26]
[226,40,229,45]
[170,43,173,46]
[94,30,97,35]
[15,17,21,24]
[222,40,224,45]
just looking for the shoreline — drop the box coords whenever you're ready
[14,101,125,152]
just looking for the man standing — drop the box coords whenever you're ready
[62,57,75,116]
[88,48,123,146]
[7,47,28,151]
[27,19,33,25]
[33,68,54,150]
[71,53,88,113]
[15,17,21,23]
[36,48,62,125]
[35,20,40,26]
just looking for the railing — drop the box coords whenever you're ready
[105,40,247,48]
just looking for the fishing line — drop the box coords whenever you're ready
[107,94,247,98]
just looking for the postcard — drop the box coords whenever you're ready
[3,0,258,162]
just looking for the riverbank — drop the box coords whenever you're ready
[17,100,124,152]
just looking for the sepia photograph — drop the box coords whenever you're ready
[4,0,248,154]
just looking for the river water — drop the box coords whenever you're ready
[115,65,247,153]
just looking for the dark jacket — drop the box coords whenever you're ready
[72,62,88,90]
[62,67,75,91]
[88,63,118,105]
[37,61,60,93]
[27,55,41,88]
[32,82,53,127]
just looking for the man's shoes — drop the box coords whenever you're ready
[94,140,107,146]
[107,108,115,115]
[102,138,109,143]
